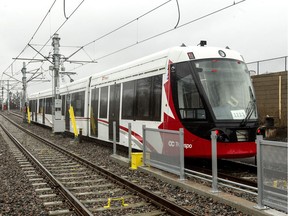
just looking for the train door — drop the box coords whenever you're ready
[35,100,37,122]
[90,88,99,137]
[42,99,45,124]
[108,84,120,141]
[65,94,70,131]
[29,101,33,121]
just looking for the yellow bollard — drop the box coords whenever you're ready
[130,153,143,170]
[273,180,278,188]
[69,106,78,138]
[27,107,31,124]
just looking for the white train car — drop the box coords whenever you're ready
[29,89,53,127]
[28,45,258,158]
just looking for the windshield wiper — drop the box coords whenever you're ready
[240,86,256,127]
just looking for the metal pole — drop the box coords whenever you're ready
[7,81,10,111]
[22,62,27,123]
[179,128,185,180]
[142,125,146,166]
[211,131,219,193]
[1,84,3,111]
[285,56,287,72]
[128,123,132,161]
[52,33,60,132]
[254,135,267,210]
[257,61,260,75]
[113,121,116,155]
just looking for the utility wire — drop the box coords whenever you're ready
[66,0,172,60]
[174,0,180,28]
[63,0,68,19]
[12,0,85,80]
[73,0,246,67]
[1,0,57,80]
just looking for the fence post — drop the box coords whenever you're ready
[128,123,132,161]
[254,135,267,210]
[285,56,287,72]
[179,128,185,180]
[142,125,146,166]
[211,131,219,193]
[113,121,116,155]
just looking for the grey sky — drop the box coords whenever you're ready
[0,0,287,94]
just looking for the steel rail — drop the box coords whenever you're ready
[0,121,93,216]
[1,113,196,216]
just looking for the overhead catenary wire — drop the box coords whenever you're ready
[9,0,86,81]
[66,0,172,60]
[70,0,246,69]
[1,0,57,80]
[63,0,68,19]
[174,0,180,28]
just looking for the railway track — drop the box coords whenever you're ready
[10,111,259,192]
[0,113,195,216]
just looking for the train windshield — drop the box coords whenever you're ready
[195,59,257,120]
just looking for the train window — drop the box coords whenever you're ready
[45,97,52,114]
[61,95,65,116]
[152,75,162,121]
[71,91,85,117]
[39,99,44,113]
[172,63,206,120]
[99,86,108,118]
[29,100,33,111]
[91,88,99,137]
[122,75,162,121]
[136,77,151,119]
[122,80,135,119]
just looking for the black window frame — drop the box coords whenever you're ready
[71,91,85,117]
[99,86,108,118]
[45,97,52,114]
[90,88,99,137]
[121,75,162,121]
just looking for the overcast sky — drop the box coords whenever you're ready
[0,0,287,94]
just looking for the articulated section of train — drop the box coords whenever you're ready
[28,45,258,158]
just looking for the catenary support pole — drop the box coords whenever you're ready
[21,62,27,123]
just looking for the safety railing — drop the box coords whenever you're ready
[142,126,185,180]
[246,56,288,75]
[255,135,288,213]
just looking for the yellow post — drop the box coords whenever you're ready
[27,106,31,124]
[69,106,78,138]
[130,153,143,170]
[90,108,96,135]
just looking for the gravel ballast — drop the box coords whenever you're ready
[1,112,253,215]
[0,129,47,216]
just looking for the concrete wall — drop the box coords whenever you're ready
[252,71,287,127]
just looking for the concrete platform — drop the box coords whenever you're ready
[110,154,287,216]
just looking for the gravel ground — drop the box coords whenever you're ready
[0,128,48,216]
[1,112,252,216]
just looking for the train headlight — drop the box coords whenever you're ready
[215,129,229,142]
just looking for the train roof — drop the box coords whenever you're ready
[28,45,244,98]
[90,45,243,87]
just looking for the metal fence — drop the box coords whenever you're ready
[247,56,288,75]
[142,126,185,180]
[255,135,288,213]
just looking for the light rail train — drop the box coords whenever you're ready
[28,44,258,158]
